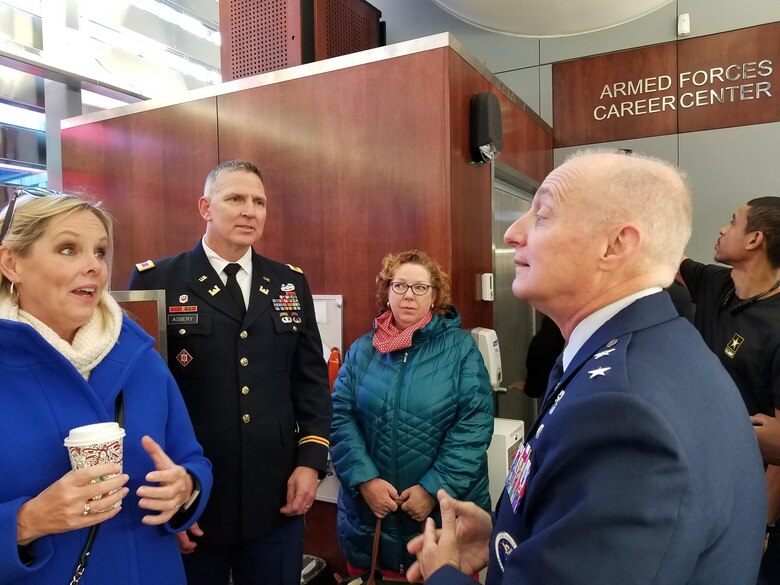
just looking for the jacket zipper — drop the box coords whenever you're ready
[392,350,409,570]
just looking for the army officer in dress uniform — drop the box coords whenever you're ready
[128,160,332,585]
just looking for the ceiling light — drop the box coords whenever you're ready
[430,0,675,37]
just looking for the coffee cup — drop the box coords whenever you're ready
[64,422,125,496]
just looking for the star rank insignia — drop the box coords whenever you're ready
[594,348,615,359]
[588,366,611,379]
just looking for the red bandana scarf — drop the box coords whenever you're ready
[372,309,433,354]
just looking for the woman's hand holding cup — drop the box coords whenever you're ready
[17,463,129,545]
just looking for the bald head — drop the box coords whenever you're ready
[560,151,692,286]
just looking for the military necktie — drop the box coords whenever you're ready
[540,355,564,411]
[223,263,246,315]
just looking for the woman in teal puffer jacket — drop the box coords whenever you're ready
[330,250,494,577]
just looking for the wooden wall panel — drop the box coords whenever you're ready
[217,49,450,348]
[678,22,780,133]
[445,52,495,332]
[553,22,780,146]
[62,99,220,289]
[446,51,553,331]
[553,43,678,147]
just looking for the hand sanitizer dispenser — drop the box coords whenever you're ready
[471,327,502,389]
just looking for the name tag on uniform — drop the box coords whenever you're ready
[168,315,199,325]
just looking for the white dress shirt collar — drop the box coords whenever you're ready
[201,238,253,281]
[562,287,662,372]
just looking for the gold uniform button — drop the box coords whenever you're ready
[179,329,186,335]
[240,357,249,367]
[240,330,248,339]
[241,386,250,395]
[242,414,250,424]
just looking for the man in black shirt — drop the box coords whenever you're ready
[677,196,780,585]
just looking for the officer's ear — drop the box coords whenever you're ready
[198,196,212,222]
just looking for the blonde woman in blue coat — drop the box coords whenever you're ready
[330,250,493,578]
[0,191,211,584]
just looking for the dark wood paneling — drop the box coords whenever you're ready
[678,22,780,133]
[446,51,552,331]
[62,99,220,289]
[553,43,678,147]
[303,500,344,578]
[446,52,496,332]
[218,49,450,348]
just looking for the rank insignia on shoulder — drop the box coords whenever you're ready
[136,259,155,272]
[287,264,303,274]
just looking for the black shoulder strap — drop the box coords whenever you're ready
[70,390,124,584]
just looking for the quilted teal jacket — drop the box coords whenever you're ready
[330,307,494,572]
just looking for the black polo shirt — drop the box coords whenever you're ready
[680,258,780,415]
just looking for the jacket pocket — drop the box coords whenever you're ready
[167,314,212,378]
[272,313,300,371]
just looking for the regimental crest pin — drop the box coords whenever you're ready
[208,285,220,296]
[176,349,193,367]
[179,294,188,304]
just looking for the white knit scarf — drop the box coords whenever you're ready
[0,291,123,379]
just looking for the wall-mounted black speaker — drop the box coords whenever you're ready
[470,92,503,164]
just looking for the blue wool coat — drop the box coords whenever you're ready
[429,292,767,585]
[0,315,212,585]
[331,308,493,572]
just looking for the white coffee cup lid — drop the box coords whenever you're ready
[64,422,126,447]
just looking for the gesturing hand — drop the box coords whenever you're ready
[358,478,399,519]
[406,489,492,582]
[136,435,194,525]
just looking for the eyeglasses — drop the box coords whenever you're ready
[389,282,434,296]
[0,187,59,244]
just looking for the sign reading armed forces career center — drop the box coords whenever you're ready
[553,21,780,147]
